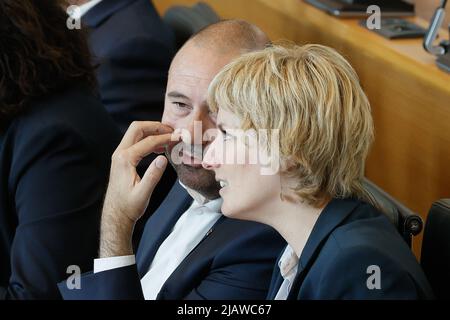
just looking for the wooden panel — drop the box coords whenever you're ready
[154,0,450,257]
[416,0,450,28]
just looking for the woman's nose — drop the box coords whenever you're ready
[202,139,221,170]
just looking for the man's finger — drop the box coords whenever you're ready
[126,133,176,166]
[138,155,168,198]
[153,130,182,154]
[117,121,174,150]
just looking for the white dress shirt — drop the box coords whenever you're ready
[93,181,222,300]
[274,245,299,300]
[69,0,103,19]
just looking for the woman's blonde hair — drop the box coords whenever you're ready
[208,44,374,207]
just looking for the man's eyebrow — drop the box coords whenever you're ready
[167,91,189,100]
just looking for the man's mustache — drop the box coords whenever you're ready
[179,142,204,159]
[168,142,205,163]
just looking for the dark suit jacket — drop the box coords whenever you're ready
[267,198,434,300]
[58,182,286,300]
[0,86,121,299]
[83,0,175,133]
[82,0,177,246]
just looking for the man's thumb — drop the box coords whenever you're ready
[139,155,167,196]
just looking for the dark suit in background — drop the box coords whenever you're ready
[0,86,121,299]
[82,0,177,247]
[58,182,286,300]
[267,198,434,300]
[82,0,175,133]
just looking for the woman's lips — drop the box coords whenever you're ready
[218,180,229,195]
[219,185,228,196]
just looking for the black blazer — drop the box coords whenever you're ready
[83,0,176,133]
[58,182,287,300]
[267,198,434,300]
[0,86,121,299]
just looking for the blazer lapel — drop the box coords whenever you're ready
[266,249,287,300]
[180,215,226,260]
[136,181,192,278]
[287,198,360,299]
[82,0,136,28]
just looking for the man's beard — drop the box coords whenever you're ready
[165,146,220,200]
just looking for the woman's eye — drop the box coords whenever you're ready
[221,129,233,141]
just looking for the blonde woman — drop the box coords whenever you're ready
[202,44,434,299]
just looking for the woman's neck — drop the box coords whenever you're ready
[261,196,328,258]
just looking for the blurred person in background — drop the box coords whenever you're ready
[68,0,175,133]
[0,0,121,299]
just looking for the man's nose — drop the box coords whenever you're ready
[185,112,215,145]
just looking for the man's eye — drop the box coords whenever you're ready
[173,102,188,109]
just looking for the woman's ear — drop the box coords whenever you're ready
[280,156,297,173]
[279,159,300,203]
[278,157,297,192]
